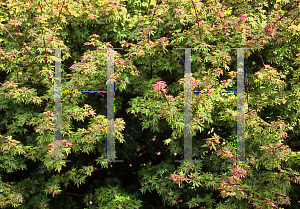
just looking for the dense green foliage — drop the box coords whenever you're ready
[0,0,300,208]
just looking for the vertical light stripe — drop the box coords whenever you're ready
[184,48,193,162]
[97,47,123,163]
[54,48,62,162]
[107,48,115,162]
[175,48,194,162]
[237,48,245,161]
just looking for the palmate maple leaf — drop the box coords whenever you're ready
[83,112,89,117]
[153,81,168,94]
[47,140,73,152]
[10,19,22,27]
[62,139,73,147]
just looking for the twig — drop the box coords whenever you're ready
[276,132,297,149]
[37,1,49,68]
[148,6,158,42]
[6,9,31,56]
[0,25,20,50]
[190,0,201,42]
[61,192,88,198]
[252,1,299,44]
[33,163,46,189]
[126,21,144,43]
[147,0,151,16]
[287,12,300,28]
[272,3,298,26]
[256,43,265,66]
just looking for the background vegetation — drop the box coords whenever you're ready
[0,0,300,208]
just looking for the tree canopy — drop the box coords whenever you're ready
[0,0,300,208]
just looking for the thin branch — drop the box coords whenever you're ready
[37,1,49,69]
[190,0,201,42]
[125,1,165,44]
[148,6,158,42]
[44,0,67,48]
[272,3,299,26]
[54,0,66,30]
[0,25,20,50]
[287,12,300,28]
[245,99,259,114]
[126,21,144,43]
[277,131,297,149]
[33,163,46,189]
[6,9,31,56]
[147,0,151,16]
[61,192,88,198]
[252,1,299,44]
[256,43,265,66]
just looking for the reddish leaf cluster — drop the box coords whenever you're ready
[265,25,277,38]
[238,14,248,23]
[165,174,185,183]
[218,166,247,198]
[217,148,234,159]
[153,81,168,94]
[158,37,169,46]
